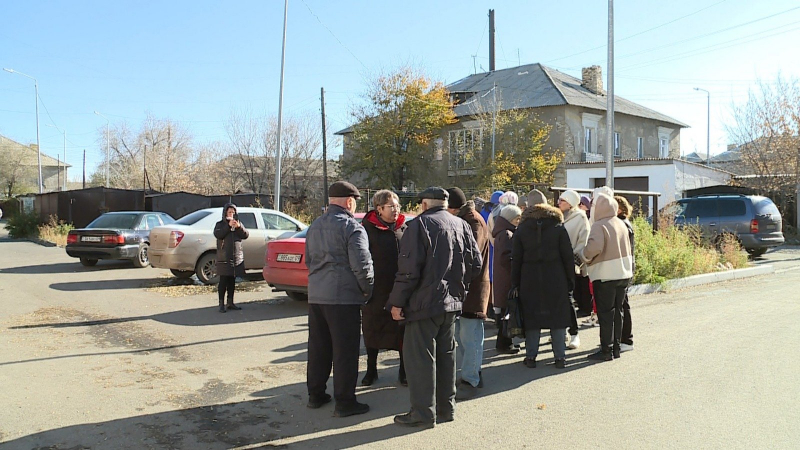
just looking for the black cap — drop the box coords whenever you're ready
[328,181,361,199]
[446,187,467,209]
[418,186,448,201]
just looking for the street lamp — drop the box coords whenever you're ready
[45,124,67,191]
[694,87,710,165]
[4,68,43,193]
[94,111,110,187]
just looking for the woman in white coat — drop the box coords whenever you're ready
[557,189,590,349]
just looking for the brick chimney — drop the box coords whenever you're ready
[581,65,604,95]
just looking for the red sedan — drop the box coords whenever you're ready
[263,213,415,301]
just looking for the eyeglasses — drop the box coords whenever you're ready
[380,204,400,210]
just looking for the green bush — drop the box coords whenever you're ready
[6,211,40,238]
[631,217,749,285]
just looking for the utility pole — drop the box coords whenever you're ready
[274,0,289,212]
[57,155,61,192]
[491,82,497,190]
[82,149,86,189]
[693,87,711,165]
[143,144,147,196]
[605,0,615,188]
[489,9,496,72]
[320,87,329,207]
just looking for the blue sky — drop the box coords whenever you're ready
[2,0,800,180]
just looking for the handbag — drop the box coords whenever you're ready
[502,287,525,339]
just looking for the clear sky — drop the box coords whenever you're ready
[3,0,800,180]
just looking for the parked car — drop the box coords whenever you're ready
[263,213,418,301]
[148,207,306,284]
[674,194,784,257]
[66,211,176,267]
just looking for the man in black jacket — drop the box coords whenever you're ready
[305,181,374,417]
[388,187,482,428]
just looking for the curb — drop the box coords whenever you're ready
[27,238,58,248]
[628,264,775,296]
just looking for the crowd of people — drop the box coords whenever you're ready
[229,180,636,428]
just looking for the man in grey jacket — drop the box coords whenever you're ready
[305,181,374,417]
[388,187,482,428]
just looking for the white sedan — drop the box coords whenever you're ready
[149,207,306,284]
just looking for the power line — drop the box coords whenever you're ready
[300,0,367,69]
[544,0,729,64]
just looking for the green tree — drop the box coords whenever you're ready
[340,67,455,190]
[477,109,563,189]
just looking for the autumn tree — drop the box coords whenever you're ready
[340,67,456,190]
[727,76,800,192]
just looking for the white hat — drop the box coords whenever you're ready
[560,190,581,209]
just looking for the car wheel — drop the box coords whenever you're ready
[132,243,150,268]
[79,257,98,267]
[746,248,767,258]
[170,269,195,279]
[196,253,219,285]
[287,291,308,302]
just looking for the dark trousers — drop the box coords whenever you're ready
[574,275,593,314]
[218,275,236,304]
[404,312,457,422]
[366,347,405,378]
[307,304,362,406]
[568,292,579,336]
[622,291,633,344]
[593,279,630,352]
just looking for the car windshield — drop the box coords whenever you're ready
[753,198,781,216]
[293,228,308,238]
[175,210,213,225]
[88,213,140,229]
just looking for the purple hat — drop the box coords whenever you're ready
[580,195,591,210]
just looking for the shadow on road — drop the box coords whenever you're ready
[1,333,600,449]
[0,260,135,275]
[9,298,309,330]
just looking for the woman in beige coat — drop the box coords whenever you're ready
[557,189,590,349]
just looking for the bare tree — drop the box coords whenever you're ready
[727,76,800,191]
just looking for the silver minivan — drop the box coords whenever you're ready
[675,194,784,257]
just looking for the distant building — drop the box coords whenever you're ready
[338,63,688,189]
[0,134,70,195]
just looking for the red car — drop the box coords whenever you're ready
[263,213,415,301]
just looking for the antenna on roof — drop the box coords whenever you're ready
[472,55,477,74]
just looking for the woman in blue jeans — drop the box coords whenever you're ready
[510,191,575,369]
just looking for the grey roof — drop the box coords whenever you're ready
[683,152,706,163]
[709,149,741,162]
[447,63,689,127]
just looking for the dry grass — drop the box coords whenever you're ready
[37,215,73,247]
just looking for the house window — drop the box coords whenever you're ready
[584,128,592,153]
[637,137,644,158]
[614,132,621,157]
[448,127,483,170]
[659,138,668,158]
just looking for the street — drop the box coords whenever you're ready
[1,227,799,449]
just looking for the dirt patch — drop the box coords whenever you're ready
[144,275,264,298]
[245,362,306,379]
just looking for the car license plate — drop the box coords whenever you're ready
[767,224,777,231]
[276,253,302,263]
[81,236,101,242]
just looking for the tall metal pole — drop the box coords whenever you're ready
[320,87,329,207]
[46,124,67,191]
[489,9,495,72]
[693,88,710,165]
[491,82,497,190]
[605,0,615,188]
[3,69,43,193]
[274,0,289,212]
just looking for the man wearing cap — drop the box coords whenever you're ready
[388,187,482,428]
[305,181,374,417]
[446,187,491,400]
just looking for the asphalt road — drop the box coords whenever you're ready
[1,225,798,449]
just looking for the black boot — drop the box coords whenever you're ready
[226,300,241,310]
[218,299,226,313]
[361,347,379,386]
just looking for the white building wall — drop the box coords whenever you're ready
[566,161,731,212]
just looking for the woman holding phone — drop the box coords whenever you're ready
[213,203,249,312]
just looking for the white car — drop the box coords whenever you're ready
[149,207,306,284]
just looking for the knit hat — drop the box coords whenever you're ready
[446,187,467,209]
[592,186,614,199]
[579,195,591,210]
[500,205,522,222]
[559,189,581,209]
[490,190,504,204]
[526,189,547,207]
[500,191,519,206]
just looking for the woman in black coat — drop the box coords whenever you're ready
[213,203,249,313]
[360,190,408,386]
[511,202,575,368]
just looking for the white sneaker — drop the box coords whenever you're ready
[568,334,581,349]
[619,343,634,352]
